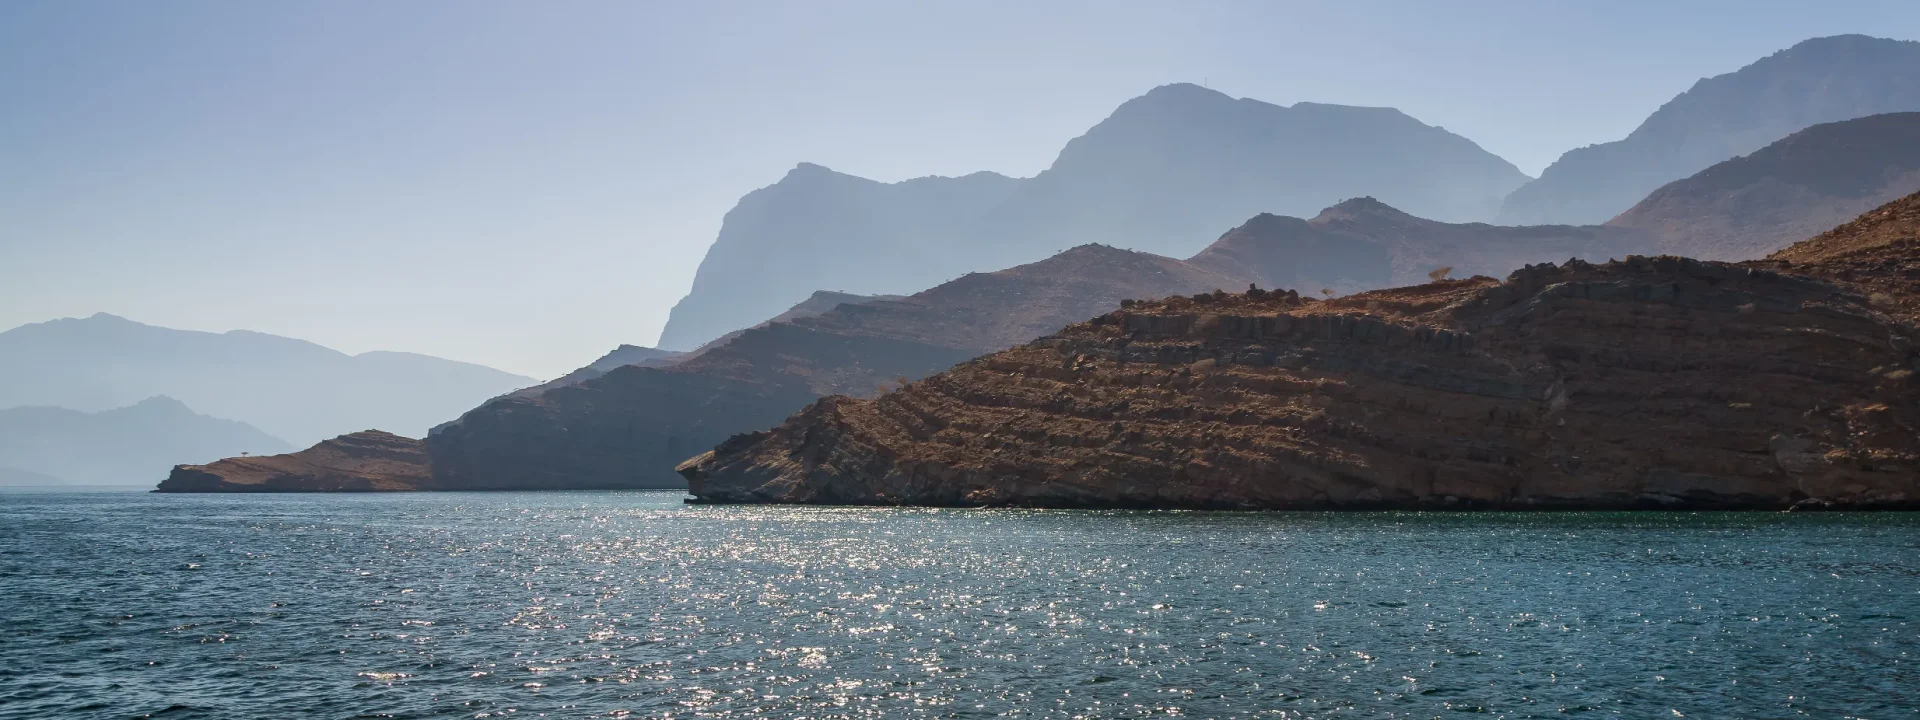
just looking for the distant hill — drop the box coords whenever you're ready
[657,82,1528,350]
[1607,113,1920,260]
[1193,198,1654,296]
[0,466,66,487]
[1499,35,1920,225]
[0,313,535,446]
[0,397,291,486]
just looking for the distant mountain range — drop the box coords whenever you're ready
[657,82,1529,350]
[1499,34,1920,225]
[1608,112,1920,260]
[0,396,291,486]
[0,313,534,447]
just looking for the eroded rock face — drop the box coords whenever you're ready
[156,430,431,492]
[684,252,1919,509]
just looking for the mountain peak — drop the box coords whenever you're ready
[1783,34,1915,53]
[1313,197,1421,224]
[1136,82,1234,103]
[127,395,192,412]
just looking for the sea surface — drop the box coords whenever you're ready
[0,491,1915,719]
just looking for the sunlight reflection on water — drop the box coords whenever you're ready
[1,490,1916,718]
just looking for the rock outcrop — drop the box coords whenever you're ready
[156,431,432,492]
[1499,35,1920,226]
[658,83,1528,349]
[426,245,1247,489]
[1608,113,1920,260]
[684,199,1920,509]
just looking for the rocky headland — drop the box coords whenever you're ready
[682,194,1920,509]
[156,430,432,492]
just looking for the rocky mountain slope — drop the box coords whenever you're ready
[1608,113,1920,260]
[0,313,534,446]
[506,344,688,399]
[658,83,1527,349]
[1499,35,1920,226]
[0,396,291,486]
[156,430,431,492]
[1759,190,1920,325]
[684,197,1920,509]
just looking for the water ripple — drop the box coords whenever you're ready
[0,491,1916,718]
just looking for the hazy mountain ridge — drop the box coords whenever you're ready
[1498,34,1920,225]
[1607,112,1920,260]
[0,396,291,486]
[656,83,1529,350]
[0,313,535,446]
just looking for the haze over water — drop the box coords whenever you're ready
[2,491,1915,718]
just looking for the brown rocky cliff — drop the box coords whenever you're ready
[683,247,1919,508]
[156,430,430,492]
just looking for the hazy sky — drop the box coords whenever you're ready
[4,1,1916,378]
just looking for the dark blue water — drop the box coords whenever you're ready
[1,491,1915,719]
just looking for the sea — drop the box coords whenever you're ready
[0,490,1915,719]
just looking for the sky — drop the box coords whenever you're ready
[3,1,1917,378]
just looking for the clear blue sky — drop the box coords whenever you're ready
[4,0,1915,378]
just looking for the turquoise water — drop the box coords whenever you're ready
[1,491,1915,718]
